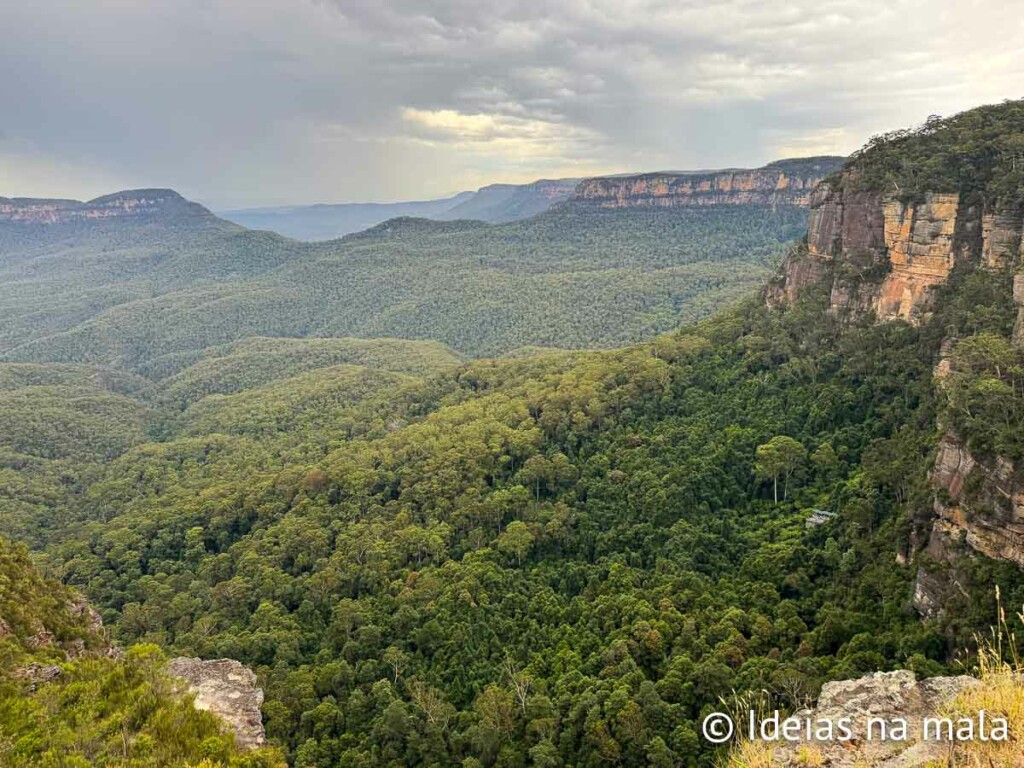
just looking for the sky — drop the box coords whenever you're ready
[1,1,1023,209]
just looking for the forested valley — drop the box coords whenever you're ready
[2,102,1024,767]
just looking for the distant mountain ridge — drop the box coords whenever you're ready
[435,178,580,223]
[217,192,475,241]
[0,188,217,225]
[218,178,581,240]
[217,158,842,241]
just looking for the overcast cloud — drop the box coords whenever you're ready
[1,0,1023,207]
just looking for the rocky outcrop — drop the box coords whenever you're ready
[875,194,962,320]
[1012,263,1024,348]
[769,671,980,767]
[167,657,267,751]
[12,662,64,691]
[913,430,1024,616]
[933,433,1024,562]
[982,209,1024,269]
[572,157,844,210]
[0,189,213,225]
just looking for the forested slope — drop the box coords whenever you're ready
[8,266,1024,765]
[2,200,809,368]
[1,103,1023,768]
[0,536,286,767]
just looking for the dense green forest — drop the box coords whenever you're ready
[0,536,286,767]
[3,266,1023,766]
[1,100,1024,767]
[1,203,808,368]
[845,99,1024,206]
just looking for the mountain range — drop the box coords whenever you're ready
[217,158,842,241]
[3,101,1024,768]
[0,156,842,371]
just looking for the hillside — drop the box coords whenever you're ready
[2,199,810,369]
[1,102,1023,767]
[0,190,311,357]
[769,99,1024,627]
[0,535,286,767]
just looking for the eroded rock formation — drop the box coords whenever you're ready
[769,670,979,767]
[769,171,1024,324]
[914,431,1024,616]
[167,657,267,751]
[766,161,1024,616]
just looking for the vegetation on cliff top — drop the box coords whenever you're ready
[848,99,1024,206]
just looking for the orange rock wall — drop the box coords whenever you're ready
[574,168,830,209]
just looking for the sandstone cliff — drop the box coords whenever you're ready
[761,671,982,768]
[914,430,1024,617]
[768,170,1024,323]
[571,156,844,210]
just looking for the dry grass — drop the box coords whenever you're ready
[793,744,824,767]
[946,587,1024,767]
[723,738,776,768]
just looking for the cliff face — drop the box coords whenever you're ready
[766,149,1024,617]
[571,157,844,210]
[0,189,213,225]
[914,431,1024,616]
[771,171,1024,323]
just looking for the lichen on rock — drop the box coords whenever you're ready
[167,657,267,751]
[766,670,980,767]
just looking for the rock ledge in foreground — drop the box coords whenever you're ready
[771,670,980,767]
[168,657,266,751]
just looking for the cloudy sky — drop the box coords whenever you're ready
[2,0,1023,208]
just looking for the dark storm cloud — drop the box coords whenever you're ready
[1,0,1023,206]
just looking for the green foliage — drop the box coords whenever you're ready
[0,538,286,767]
[0,645,286,768]
[755,436,808,503]
[2,205,808,368]
[849,99,1024,206]
[4,288,970,767]
[156,337,461,406]
[0,537,96,661]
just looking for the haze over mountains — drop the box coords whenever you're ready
[218,178,581,240]
[217,159,842,241]
[0,156,842,371]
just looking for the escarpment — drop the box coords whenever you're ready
[914,428,1024,617]
[769,175,1024,322]
[765,104,1024,622]
[571,156,844,210]
[773,173,1024,614]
